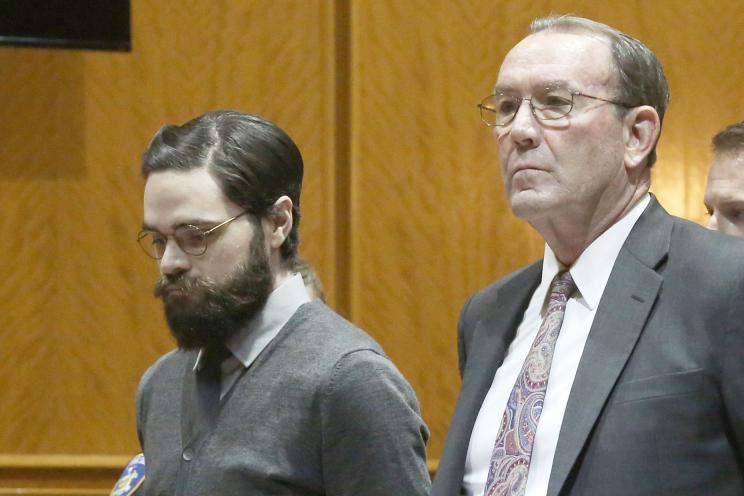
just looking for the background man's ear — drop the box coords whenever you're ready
[624,105,661,169]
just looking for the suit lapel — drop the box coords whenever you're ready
[547,198,672,496]
[435,263,541,494]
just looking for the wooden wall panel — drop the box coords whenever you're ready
[0,455,129,495]
[350,0,744,460]
[2,0,744,490]
[349,0,543,461]
[0,0,339,491]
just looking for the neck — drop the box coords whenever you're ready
[271,266,292,291]
[534,184,649,266]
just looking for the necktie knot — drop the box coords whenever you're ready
[549,270,576,299]
[194,343,232,427]
[199,343,232,379]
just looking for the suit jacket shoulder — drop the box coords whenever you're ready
[457,261,542,375]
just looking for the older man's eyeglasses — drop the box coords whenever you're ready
[477,87,633,127]
[137,211,249,259]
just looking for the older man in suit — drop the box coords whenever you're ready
[432,15,744,496]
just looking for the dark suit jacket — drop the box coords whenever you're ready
[432,199,744,496]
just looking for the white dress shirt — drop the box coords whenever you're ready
[194,273,312,398]
[463,194,650,496]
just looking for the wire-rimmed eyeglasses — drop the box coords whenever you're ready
[477,87,634,127]
[137,211,249,259]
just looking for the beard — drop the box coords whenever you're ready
[153,233,273,350]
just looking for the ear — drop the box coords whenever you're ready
[623,105,661,170]
[265,195,293,250]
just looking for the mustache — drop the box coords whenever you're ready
[153,274,213,298]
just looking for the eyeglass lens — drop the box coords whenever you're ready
[480,87,575,126]
[138,225,208,259]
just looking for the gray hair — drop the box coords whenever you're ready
[530,15,670,167]
[712,121,744,154]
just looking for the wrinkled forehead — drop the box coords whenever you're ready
[495,31,615,94]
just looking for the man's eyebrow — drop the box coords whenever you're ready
[493,80,571,94]
[541,80,571,91]
[493,84,517,95]
[717,198,744,210]
[141,219,222,231]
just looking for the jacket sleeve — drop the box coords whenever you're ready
[720,273,744,472]
[320,349,431,496]
[134,361,159,449]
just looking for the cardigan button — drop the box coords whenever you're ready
[182,448,194,462]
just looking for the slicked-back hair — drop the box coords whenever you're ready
[712,121,744,155]
[141,110,303,263]
[530,15,670,167]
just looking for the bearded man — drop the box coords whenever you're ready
[134,110,430,496]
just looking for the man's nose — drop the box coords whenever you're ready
[158,240,191,276]
[506,99,540,147]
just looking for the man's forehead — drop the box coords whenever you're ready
[710,151,744,179]
[508,29,612,55]
[706,153,744,204]
[143,167,238,226]
[145,167,223,199]
[704,180,744,208]
[495,31,614,91]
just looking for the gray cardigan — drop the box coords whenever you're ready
[137,300,431,495]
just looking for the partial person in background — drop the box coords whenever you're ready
[433,15,744,496]
[134,110,430,495]
[111,454,145,496]
[293,256,326,301]
[704,120,744,236]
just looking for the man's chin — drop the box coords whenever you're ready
[508,190,557,220]
[163,303,250,350]
[160,291,212,323]
[165,314,226,350]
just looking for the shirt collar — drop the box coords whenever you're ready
[541,193,650,310]
[194,273,311,371]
